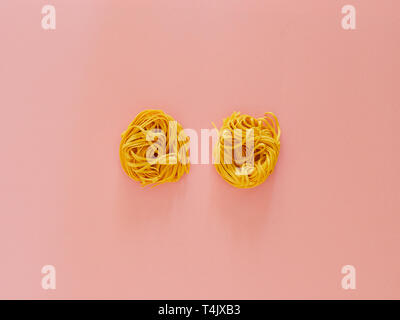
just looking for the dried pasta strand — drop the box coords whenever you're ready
[120,109,190,186]
[213,111,281,188]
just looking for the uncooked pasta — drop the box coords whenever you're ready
[120,109,190,186]
[213,112,280,188]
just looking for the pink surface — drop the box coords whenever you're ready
[1,0,399,299]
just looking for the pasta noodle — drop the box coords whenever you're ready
[213,112,281,188]
[120,109,190,186]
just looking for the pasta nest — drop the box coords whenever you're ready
[213,112,280,188]
[120,109,190,186]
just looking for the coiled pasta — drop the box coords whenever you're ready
[119,109,190,186]
[213,112,280,188]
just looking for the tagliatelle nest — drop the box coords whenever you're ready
[119,109,190,186]
[213,112,281,188]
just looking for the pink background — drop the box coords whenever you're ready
[1,0,399,299]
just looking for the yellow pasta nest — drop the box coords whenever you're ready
[213,112,280,188]
[120,109,190,186]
